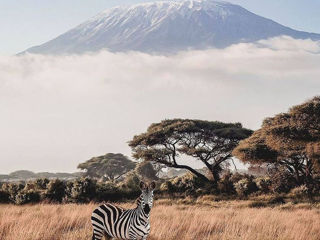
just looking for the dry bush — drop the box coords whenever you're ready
[0,201,320,240]
[289,185,309,200]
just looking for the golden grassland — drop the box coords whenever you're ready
[1,199,320,240]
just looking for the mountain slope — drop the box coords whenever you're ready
[23,0,320,54]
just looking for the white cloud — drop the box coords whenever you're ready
[0,36,320,173]
[258,36,320,53]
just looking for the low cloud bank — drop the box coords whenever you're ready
[0,36,319,172]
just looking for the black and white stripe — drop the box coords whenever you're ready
[91,181,155,240]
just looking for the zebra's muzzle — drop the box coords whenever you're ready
[144,204,150,214]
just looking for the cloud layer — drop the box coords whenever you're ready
[0,36,320,173]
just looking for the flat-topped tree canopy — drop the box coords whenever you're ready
[233,96,320,186]
[232,129,279,164]
[78,153,136,182]
[129,119,252,184]
[265,96,320,155]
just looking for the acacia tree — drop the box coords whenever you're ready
[233,96,320,191]
[129,119,252,184]
[135,161,159,181]
[78,153,136,182]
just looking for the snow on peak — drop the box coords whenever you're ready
[98,0,234,19]
[23,0,320,55]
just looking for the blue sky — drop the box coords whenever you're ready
[0,0,320,55]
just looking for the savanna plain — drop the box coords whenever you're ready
[1,199,320,240]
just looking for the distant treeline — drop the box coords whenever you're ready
[0,170,82,181]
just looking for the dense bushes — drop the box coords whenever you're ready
[117,172,141,199]
[1,182,24,203]
[0,190,9,203]
[0,169,318,205]
[255,177,272,193]
[217,172,270,196]
[35,178,50,190]
[95,182,123,202]
[15,190,41,205]
[0,176,143,205]
[234,177,258,197]
[269,167,297,194]
[218,171,235,194]
[160,173,211,197]
[159,171,319,200]
[66,178,96,203]
[45,179,66,202]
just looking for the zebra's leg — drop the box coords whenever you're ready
[91,227,106,240]
[92,233,113,240]
[103,232,114,240]
[91,233,103,240]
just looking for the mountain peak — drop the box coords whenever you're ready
[22,0,320,55]
[97,0,237,19]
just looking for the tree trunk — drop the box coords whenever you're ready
[210,165,222,185]
[173,164,210,183]
[212,171,220,185]
[292,165,302,185]
[305,159,314,200]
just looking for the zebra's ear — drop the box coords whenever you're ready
[150,181,156,190]
[139,181,146,190]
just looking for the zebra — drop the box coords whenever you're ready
[91,181,155,240]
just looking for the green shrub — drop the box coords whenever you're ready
[15,190,40,205]
[159,181,176,197]
[159,173,213,197]
[173,173,208,193]
[35,178,50,190]
[311,175,320,195]
[45,179,66,203]
[218,171,236,194]
[119,172,140,192]
[117,172,141,199]
[234,177,258,197]
[66,177,96,203]
[269,167,296,193]
[24,182,36,191]
[255,177,272,193]
[0,190,9,203]
[1,182,25,203]
[159,181,171,192]
[230,172,248,184]
[96,182,123,202]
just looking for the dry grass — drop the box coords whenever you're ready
[1,201,320,240]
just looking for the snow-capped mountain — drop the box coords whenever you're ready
[23,0,320,54]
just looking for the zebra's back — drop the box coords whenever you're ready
[91,203,133,239]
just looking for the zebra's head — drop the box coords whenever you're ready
[139,181,155,215]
